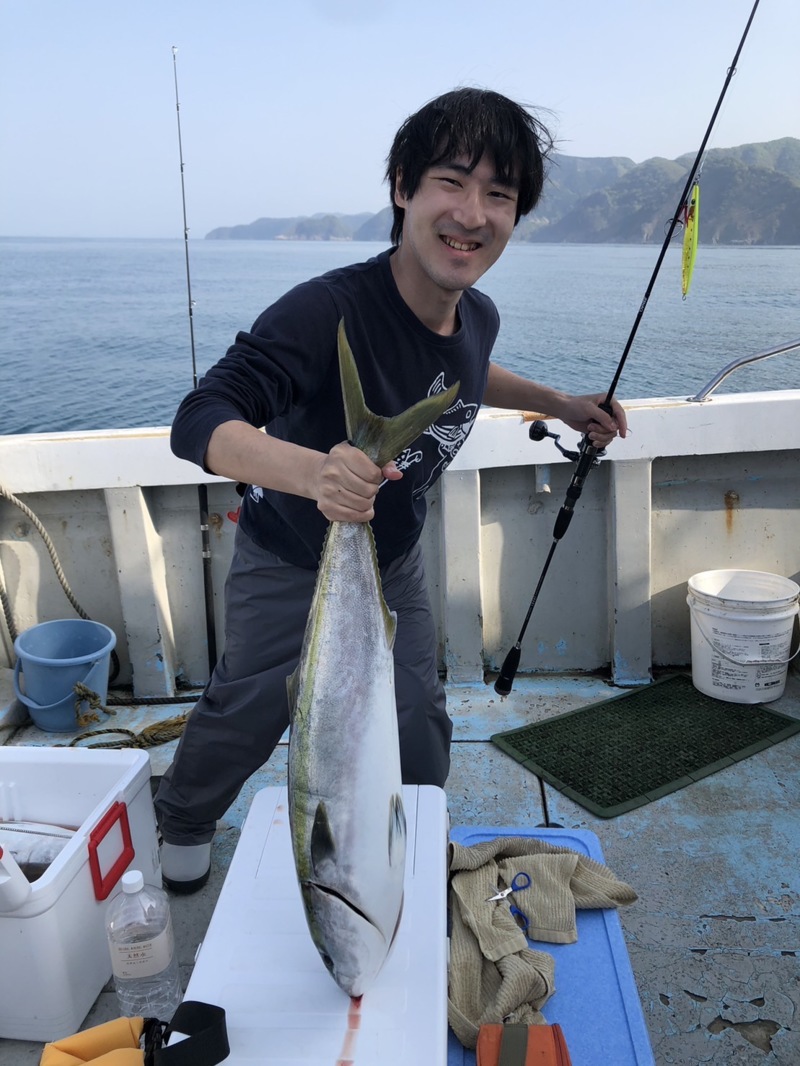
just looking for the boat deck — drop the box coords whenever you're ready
[1,667,798,1065]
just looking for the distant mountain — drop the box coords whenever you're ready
[205,139,800,246]
[523,156,690,243]
[525,155,638,225]
[354,206,394,241]
[206,212,374,241]
[525,138,800,244]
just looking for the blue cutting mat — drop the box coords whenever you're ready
[447,826,654,1066]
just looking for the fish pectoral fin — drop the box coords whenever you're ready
[310,800,337,874]
[388,793,407,867]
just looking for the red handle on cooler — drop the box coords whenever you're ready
[88,800,134,900]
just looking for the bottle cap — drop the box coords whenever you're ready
[121,869,144,894]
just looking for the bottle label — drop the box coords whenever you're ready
[110,913,175,979]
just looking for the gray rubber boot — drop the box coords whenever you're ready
[161,841,212,894]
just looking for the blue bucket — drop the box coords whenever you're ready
[13,619,117,733]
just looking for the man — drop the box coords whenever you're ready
[155,87,627,892]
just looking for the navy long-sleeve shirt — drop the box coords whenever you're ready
[171,249,499,569]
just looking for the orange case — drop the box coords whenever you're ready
[476,1023,572,1066]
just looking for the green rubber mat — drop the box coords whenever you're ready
[491,674,800,818]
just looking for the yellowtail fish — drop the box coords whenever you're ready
[287,320,459,996]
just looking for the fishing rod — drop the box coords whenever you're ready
[495,0,762,697]
[172,46,218,675]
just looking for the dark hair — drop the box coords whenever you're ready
[385,87,554,245]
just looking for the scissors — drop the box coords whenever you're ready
[486,872,532,934]
[509,904,529,933]
[485,871,531,903]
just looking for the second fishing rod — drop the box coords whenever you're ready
[494,0,762,697]
[172,46,218,676]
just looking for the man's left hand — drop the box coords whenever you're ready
[559,395,628,447]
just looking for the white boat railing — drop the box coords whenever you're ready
[687,338,800,402]
[1,390,799,693]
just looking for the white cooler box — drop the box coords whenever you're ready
[0,746,160,1041]
[183,785,449,1065]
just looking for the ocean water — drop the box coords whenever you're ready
[2,237,799,435]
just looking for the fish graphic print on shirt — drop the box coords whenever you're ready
[397,372,478,498]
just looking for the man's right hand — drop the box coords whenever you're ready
[204,422,402,523]
[315,441,402,523]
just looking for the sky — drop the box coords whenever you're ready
[1,0,797,238]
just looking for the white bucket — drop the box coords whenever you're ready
[687,569,800,704]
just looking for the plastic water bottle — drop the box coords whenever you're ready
[105,869,182,1019]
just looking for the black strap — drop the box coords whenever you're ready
[150,1001,230,1066]
[498,1024,529,1066]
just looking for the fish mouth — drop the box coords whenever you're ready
[440,235,481,252]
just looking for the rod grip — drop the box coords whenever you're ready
[494,645,521,696]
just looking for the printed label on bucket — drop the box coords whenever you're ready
[708,623,793,691]
[711,657,788,691]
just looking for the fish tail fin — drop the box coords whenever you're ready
[337,319,460,467]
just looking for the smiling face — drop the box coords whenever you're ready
[390,153,519,331]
